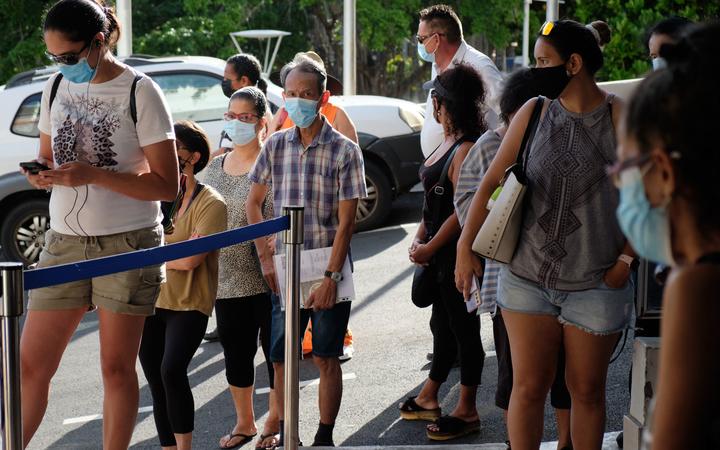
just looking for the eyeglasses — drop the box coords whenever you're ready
[224,112,260,123]
[415,33,444,44]
[45,41,91,65]
[606,151,681,188]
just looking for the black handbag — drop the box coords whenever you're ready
[411,141,462,308]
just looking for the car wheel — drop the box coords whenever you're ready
[1,199,50,266]
[355,161,392,232]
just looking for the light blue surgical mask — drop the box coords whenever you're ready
[224,119,257,146]
[616,167,676,266]
[58,57,96,84]
[285,97,319,128]
[417,41,436,63]
[652,56,667,71]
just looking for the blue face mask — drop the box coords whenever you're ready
[58,57,96,84]
[616,168,676,266]
[224,119,257,146]
[652,57,667,71]
[417,40,436,63]
[285,97,319,129]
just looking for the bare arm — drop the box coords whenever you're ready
[21,132,55,189]
[333,107,359,144]
[267,107,286,134]
[651,266,720,449]
[455,98,543,297]
[166,233,210,271]
[39,139,179,201]
[246,181,278,293]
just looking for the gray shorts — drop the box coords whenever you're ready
[497,266,633,335]
[28,225,165,316]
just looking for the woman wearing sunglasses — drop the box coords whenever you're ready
[19,0,178,448]
[202,87,280,450]
[456,20,632,449]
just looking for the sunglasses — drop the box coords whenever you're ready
[45,41,91,66]
[224,112,260,123]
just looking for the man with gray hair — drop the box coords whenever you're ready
[246,55,367,447]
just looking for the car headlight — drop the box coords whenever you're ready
[398,105,424,133]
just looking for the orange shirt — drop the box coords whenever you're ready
[280,102,339,130]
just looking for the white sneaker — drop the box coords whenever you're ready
[340,343,354,361]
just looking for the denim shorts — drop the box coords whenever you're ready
[269,293,351,362]
[497,266,633,335]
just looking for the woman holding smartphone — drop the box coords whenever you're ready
[19,0,178,448]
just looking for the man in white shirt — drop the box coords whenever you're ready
[417,4,504,157]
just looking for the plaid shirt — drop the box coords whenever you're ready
[249,118,367,252]
[453,129,502,311]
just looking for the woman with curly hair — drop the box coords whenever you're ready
[398,63,486,441]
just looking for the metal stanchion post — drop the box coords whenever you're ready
[1,262,24,450]
[283,206,304,450]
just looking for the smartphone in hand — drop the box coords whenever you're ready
[20,161,50,175]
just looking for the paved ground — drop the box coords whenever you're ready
[13,193,632,449]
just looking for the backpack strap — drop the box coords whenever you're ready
[129,74,142,125]
[48,73,64,111]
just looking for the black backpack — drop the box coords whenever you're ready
[48,72,144,124]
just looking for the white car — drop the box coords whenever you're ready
[0,56,424,265]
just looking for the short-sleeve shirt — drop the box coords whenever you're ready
[420,41,503,157]
[203,154,274,299]
[155,185,227,316]
[248,118,367,252]
[38,68,175,236]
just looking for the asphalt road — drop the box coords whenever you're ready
[18,192,632,449]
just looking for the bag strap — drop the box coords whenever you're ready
[427,136,470,235]
[48,72,141,125]
[516,96,545,176]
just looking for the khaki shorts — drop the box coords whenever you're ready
[28,225,165,316]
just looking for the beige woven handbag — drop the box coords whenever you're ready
[472,97,545,263]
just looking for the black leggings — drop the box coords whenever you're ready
[216,293,274,388]
[429,277,484,386]
[139,308,208,447]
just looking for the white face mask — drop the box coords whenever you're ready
[652,56,668,71]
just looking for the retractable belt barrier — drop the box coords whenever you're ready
[1,208,305,450]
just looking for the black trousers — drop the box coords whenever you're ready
[216,292,274,389]
[429,277,484,386]
[139,308,208,446]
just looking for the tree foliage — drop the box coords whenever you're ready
[1,0,718,98]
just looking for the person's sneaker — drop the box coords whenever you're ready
[339,329,354,361]
[203,328,220,342]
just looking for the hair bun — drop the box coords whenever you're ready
[589,20,612,46]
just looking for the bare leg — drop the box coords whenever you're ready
[563,325,619,450]
[273,362,285,420]
[97,308,146,450]
[555,408,571,449]
[174,432,192,450]
[313,356,343,424]
[219,385,258,447]
[426,384,479,433]
[20,308,86,447]
[414,379,441,410]
[502,310,563,450]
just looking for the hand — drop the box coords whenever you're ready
[409,243,434,266]
[305,277,337,311]
[603,260,631,289]
[260,253,279,294]
[40,161,99,188]
[20,159,53,190]
[408,238,424,263]
[265,236,276,256]
[455,246,484,299]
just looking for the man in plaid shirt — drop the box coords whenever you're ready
[246,55,367,447]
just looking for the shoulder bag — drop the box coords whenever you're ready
[471,96,544,263]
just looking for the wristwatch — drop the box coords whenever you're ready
[618,254,639,271]
[324,270,343,283]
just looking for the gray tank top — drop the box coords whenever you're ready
[509,95,625,291]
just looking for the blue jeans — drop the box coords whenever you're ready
[497,266,633,335]
[269,294,351,362]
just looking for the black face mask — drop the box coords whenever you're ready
[221,79,234,98]
[531,64,571,99]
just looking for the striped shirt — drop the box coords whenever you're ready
[249,118,367,252]
[453,129,503,311]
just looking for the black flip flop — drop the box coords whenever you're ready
[399,395,441,421]
[220,432,257,449]
[426,415,481,441]
[255,432,280,449]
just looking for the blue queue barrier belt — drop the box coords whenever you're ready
[23,216,290,291]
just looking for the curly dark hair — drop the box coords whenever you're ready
[174,120,211,174]
[624,22,720,235]
[432,63,486,138]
